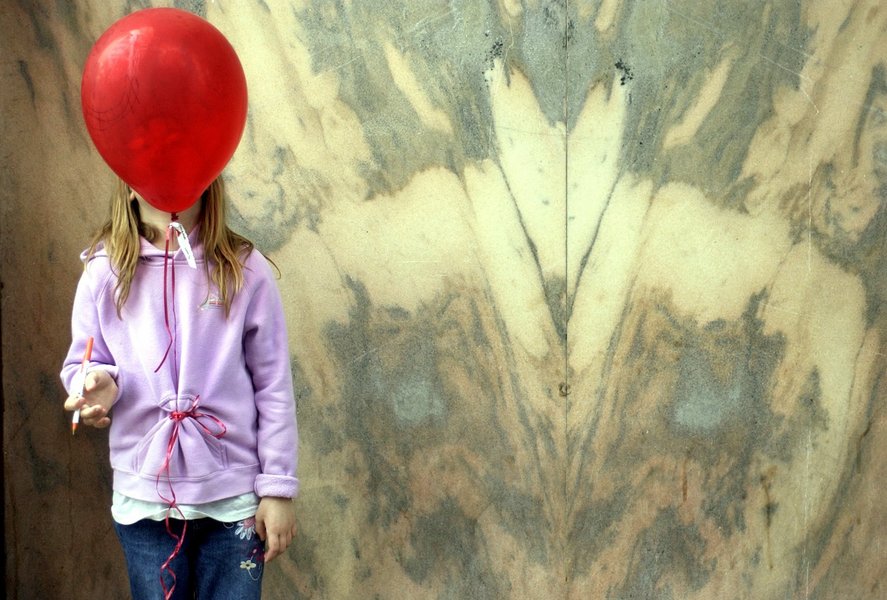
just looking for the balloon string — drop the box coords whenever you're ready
[159,510,185,600]
[153,212,180,599]
[155,395,227,600]
[154,215,179,373]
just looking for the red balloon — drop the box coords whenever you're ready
[81,8,247,213]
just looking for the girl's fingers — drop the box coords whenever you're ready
[79,405,110,427]
[80,416,111,428]
[265,535,279,562]
[261,527,297,563]
[84,370,104,392]
[63,396,84,411]
[80,405,105,419]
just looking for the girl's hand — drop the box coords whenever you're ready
[63,370,117,429]
[255,496,297,562]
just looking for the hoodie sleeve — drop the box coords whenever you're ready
[60,264,121,401]
[243,253,300,498]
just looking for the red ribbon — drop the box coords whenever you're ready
[155,215,178,373]
[150,215,229,598]
[154,396,227,599]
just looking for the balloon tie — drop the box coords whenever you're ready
[155,394,226,600]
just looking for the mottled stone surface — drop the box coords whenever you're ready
[2,1,885,599]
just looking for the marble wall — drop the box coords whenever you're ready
[3,0,885,598]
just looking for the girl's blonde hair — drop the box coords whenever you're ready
[87,177,254,316]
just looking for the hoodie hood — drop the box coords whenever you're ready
[81,225,205,266]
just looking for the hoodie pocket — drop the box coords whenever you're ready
[133,394,228,480]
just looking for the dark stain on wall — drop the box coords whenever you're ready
[567,289,831,581]
[322,276,557,582]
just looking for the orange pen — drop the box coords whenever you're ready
[71,336,94,435]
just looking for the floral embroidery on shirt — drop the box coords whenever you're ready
[234,517,256,540]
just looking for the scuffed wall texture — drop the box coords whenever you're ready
[3,1,885,598]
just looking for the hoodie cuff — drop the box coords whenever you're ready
[255,474,300,499]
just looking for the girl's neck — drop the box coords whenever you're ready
[137,197,202,251]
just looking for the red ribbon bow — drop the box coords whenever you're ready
[155,395,226,600]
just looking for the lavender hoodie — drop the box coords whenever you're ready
[61,228,299,504]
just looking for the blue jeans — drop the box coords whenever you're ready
[114,517,264,600]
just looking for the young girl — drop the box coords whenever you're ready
[62,177,299,599]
